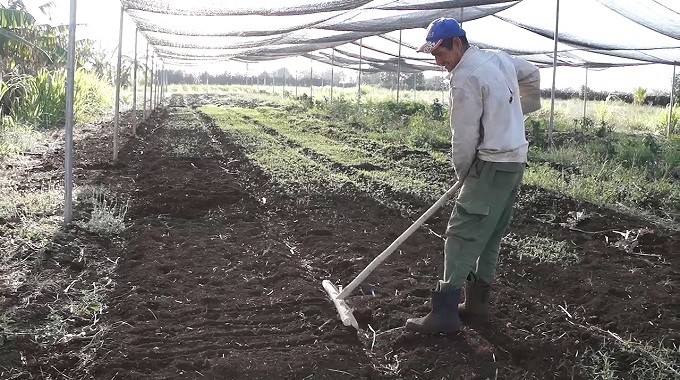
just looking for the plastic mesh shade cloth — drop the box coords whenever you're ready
[142,30,377,49]
[121,0,517,15]
[492,0,680,63]
[597,0,680,40]
[136,2,519,62]
[124,0,680,69]
[127,3,517,37]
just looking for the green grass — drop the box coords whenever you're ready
[581,337,680,380]
[524,131,680,223]
[196,89,679,226]
[502,233,579,264]
[201,102,454,201]
[0,182,63,220]
[200,106,352,192]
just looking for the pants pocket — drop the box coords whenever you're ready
[446,200,490,241]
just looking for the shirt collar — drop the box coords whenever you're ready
[447,45,479,79]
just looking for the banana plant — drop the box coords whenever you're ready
[0,1,70,74]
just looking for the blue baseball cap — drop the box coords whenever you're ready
[417,17,466,53]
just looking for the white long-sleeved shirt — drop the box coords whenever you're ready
[448,46,541,181]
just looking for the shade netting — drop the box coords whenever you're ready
[118,0,680,72]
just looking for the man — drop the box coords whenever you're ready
[405,17,541,334]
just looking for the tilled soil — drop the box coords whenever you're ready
[2,93,678,379]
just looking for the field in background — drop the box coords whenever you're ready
[169,83,678,135]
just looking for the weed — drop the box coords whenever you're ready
[502,233,579,264]
[581,338,680,380]
[75,192,128,236]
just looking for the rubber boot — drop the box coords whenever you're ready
[458,273,491,324]
[405,285,461,334]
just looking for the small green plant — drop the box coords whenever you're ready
[633,87,647,106]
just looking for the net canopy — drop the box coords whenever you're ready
[120,0,680,72]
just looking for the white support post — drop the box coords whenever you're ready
[113,4,124,161]
[132,28,138,137]
[283,69,286,96]
[157,63,160,104]
[669,64,677,137]
[582,66,588,125]
[143,42,148,120]
[413,72,416,100]
[330,50,335,104]
[150,55,154,111]
[159,63,163,104]
[397,30,402,103]
[163,68,166,100]
[160,63,163,104]
[154,62,158,107]
[548,0,560,148]
[358,39,363,105]
[295,70,298,97]
[64,0,77,225]
[310,59,313,101]
[160,62,164,104]
[441,68,445,106]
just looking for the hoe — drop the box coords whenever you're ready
[322,181,462,329]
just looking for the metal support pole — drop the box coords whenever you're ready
[358,39,363,105]
[283,69,286,96]
[160,64,163,102]
[63,0,77,224]
[132,28,138,137]
[548,0,560,148]
[310,59,313,101]
[441,68,445,105]
[150,56,154,110]
[669,64,677,137]
[582,66,588,125]
[159,63,163,104]
[397,30,402,103]
[295,70,298,97]
[155,58,158,106]
[413,72,416,100]
[143,43,148,120]
[331,50,335,104]
[161,63,164,103]
[113,4,124,161]
[152,61,156,107]
[272,72,275,95]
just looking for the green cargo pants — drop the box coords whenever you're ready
[439,159,525,291]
